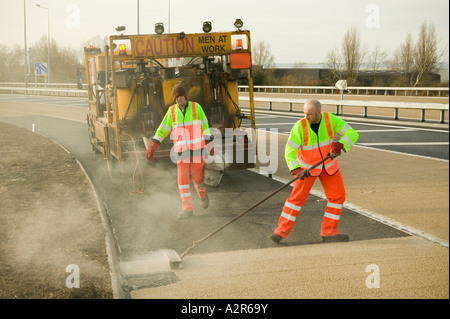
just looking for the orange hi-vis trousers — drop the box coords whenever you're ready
[177,155,207,212]
[274,169,346,238]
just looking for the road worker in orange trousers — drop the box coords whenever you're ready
[145,84,213,219]
[269,98,359,244]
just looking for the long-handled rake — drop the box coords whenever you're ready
[176,154,332,262]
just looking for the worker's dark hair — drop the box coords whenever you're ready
[171,83,187,101]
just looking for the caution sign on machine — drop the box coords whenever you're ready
[125,31,250,59]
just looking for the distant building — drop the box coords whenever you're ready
[265,62,446,86]
[436,62,449,83]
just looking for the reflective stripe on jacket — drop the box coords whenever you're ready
[153,101,210,152]
[285,112,359,176]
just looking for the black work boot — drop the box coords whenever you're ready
[201,193,209,209]
[321,234,349,243]
[267,233,283,244]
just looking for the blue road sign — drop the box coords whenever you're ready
[34,62,47,76]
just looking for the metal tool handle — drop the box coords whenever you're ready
[180,154,332,258]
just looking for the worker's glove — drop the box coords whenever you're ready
[146,141,159,162]
[204,138,216,157]
[205,137,215,156]
[330,142,344,159]
[290,167,310,180]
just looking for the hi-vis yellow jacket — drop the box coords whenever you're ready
[285,112,359,176]
[153,101,211,152]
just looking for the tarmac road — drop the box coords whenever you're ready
[0,95,448,301]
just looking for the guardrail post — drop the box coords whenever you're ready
[289,103,292,112]
[440,110,445,123]
[421,109,425,122]
[269,102,272,110]
[335,105,339,115]
[394,108,398,120]
[363,106,368,117]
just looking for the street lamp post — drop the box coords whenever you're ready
[24,0,28,89]
[36,4,50,85]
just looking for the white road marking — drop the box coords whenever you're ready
[358,142,448,146]
[356,128,417,132]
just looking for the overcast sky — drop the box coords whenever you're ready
[1,0,448,64]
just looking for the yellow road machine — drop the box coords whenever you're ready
[84,21,256,185]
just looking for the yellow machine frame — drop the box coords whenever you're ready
[85,29,256,176]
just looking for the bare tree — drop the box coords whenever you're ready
[252,40,275,68]
[391,33,415,86]
[325,49,343,81]
[342,26,364,85]
[0,44,26,81]
[29,36,82,83]
[391,21,448,87]
[251,40,275,84]
[325,26,365,85]
[413,21,448,86]
[369,44,388,85]
[82,35,109,49]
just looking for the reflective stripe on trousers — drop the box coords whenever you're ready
[274,170,346,238]
[177,155,207,212]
